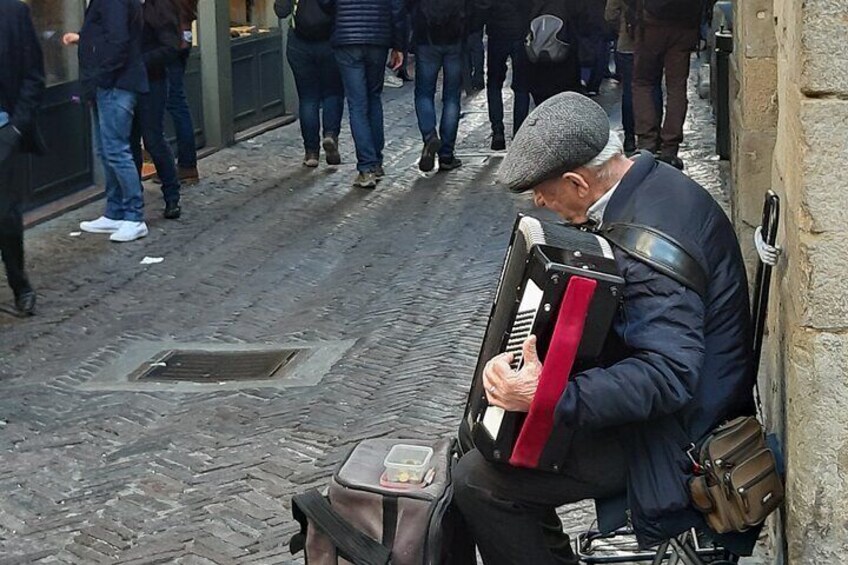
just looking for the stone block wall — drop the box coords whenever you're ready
[733,0,848,563]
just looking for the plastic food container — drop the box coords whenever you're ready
[383,444,434,484]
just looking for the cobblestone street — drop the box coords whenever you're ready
[0,68,750,564]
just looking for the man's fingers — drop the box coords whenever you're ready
[522,335,539,366]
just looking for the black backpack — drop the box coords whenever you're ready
[291,0,334,41]
[420,0,467,44]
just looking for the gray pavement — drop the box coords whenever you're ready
[0,68,755,564]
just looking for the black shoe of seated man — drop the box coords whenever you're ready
[657,154,685,170]
[491,131,506,151]
[438,156,462,171]
[164,201,182,219]
[419,135,442,172]
[14,289,36,316]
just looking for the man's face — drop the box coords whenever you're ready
[530,173,592,224]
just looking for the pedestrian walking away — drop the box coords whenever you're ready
[462,2,486,94]
[132,0,183,221]
[275,0,344,169]
[319,0,407,189]
[631,0,702,169]
[0,0,45,315]
[410,0,468,173]
[477,0,530,151]
[525,0,581,106]
[64,0,151,243]
[162,0,200,185]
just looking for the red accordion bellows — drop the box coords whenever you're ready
[509,276,597,469]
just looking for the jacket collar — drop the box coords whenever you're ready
[604,152,657,221]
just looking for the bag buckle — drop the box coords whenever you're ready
[686,443,703,475]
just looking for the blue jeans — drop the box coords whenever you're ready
[463,30,485,90]
[486,38,529,135]
[131,79,180,205]
[415,43,463,159]
[166,50,198,168]
[334,45,388,172]
[286,31,344,153]
[93,88,144,222]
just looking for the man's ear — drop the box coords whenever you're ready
[562,171,590,198]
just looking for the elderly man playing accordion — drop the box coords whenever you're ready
[452,93,755,565]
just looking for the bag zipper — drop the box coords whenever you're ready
[731,451,776,513]
[711,427,762,468]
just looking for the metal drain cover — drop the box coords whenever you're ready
[133,349,300,383]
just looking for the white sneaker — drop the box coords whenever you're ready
[80,216,123,234]
[109,221,149,243]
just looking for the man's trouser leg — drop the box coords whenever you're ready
[0,151,29,298]
[659,26,698,158]
[486,40,510,134]
[335,46,379,173]
[453,429,627,565]
[633,25,665,153]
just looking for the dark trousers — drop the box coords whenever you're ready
[452,430,628,565]
[633,23,699,157]
[582,35,610,93]
[334,45,388,172]
[286,31,344,154]
[414,42,463,159]
[486,38,530,136]
[131,78,181,205]
[0,148,29,297]
[463,30,485,91]
[165,50,198,168]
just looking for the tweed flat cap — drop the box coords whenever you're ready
[497,92,611,192]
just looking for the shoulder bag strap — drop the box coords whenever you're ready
[292,490,393,565]
[601,222,709,301]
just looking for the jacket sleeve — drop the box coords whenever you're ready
[391,0,407,51]
[10,2,45,135]
[274,0,293,19]
[98,0,133,86]
[556,253,706,428]
[143,0,181,68]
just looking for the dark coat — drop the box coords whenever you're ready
[407,0,471,46]
[556,153,754,547]
[474,0,528,41]
[79,0,149,100]
[317,0,407,49]
[525,0,581,101]
[0,0,45,155]
[140,0,182,82]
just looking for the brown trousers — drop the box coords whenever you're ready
[632,23,699,157]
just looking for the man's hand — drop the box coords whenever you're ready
[388,49,404,71]
[62,32,80,46]
[483,336,542,413]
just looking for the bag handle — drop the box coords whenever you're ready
[291,490,392,565]
[601,222,708,300]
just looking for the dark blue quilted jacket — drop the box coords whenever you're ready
[318,0,406,49]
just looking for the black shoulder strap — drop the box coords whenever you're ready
[291,490,393,565]
[601,222,709,300]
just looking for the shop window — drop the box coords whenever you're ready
[25,0,85,87]
[230,0,280,39]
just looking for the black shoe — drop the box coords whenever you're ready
[624,137,637,155]
[657,154,685,170]
[491,131,506,151]
[14,289,36,316]
[164,202,182,219]
[438,156,462,171]
[419,135,442,172]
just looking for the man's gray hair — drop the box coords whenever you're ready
[583,131,624,181]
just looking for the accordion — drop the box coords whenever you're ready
[459,215,624,472]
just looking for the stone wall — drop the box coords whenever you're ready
[733,0,848,563]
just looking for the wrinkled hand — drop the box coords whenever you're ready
[483,336,542,413]
[388,49,404,71]
[62,32,80,46]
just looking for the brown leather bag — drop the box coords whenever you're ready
[689,416,784,534]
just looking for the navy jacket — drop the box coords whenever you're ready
[140,0,182,82]
[79,0,149,100]
[0,0,45,154]
[318,0,407,49]
[556,154,754,547]
[475,0,529,41]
